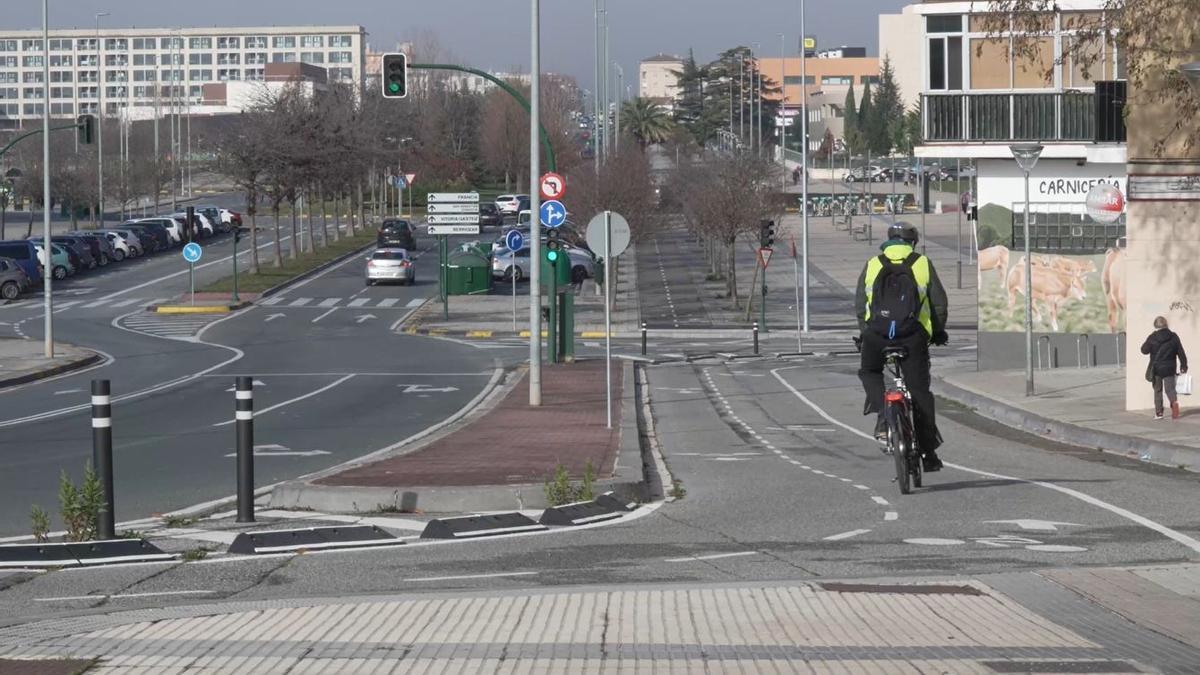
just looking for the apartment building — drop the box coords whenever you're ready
[0,25,366,129]
[638,54,684,105]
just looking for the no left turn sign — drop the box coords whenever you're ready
[540,172,566,201]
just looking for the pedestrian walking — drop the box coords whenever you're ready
[1141,316,1189,419]
[792,167,800,186]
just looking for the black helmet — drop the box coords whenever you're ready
[887,221,919,245]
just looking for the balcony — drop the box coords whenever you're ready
[923,83,1126,144]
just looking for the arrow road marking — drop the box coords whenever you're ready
[985,519,1083,532]
[355,313,377,324]
[824,529,871,541]
[223,444,332,458]
[265,313,286,322]
[398,384,459,394]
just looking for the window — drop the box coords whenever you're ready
[50,86,72,99]
[133,54,156,66]
[0,88,16,100]
[161,69,183,82]
[0,103,18,115]
[132,38,155,50]
[105,54,129,67]
[23,103,44,116]
[0,57,15,68]
[105,86,127,98]
[927,32,962,90]
[189,69,212,81]
[133,70,156,82]
[78,70,99,83]
[1064,36,1108,87]
[0,73,15,83]
[300,35,324,48]
[245,68,264,81]
[272,53,297,63]
[78,86,98,99]
[245,52,267,65]
[1013,37,1054,88]
[78,38,98,51]
[301,52,324,64]
[50,102,74,115]
[329,68,353,81]
[104,38,128,51]
[22,39,44,52]
[927,15,963,33]
[821,75,853,85]
[328,35,352,48]
[23,71,44,83]
[218,53,240,65]
[48,39,72,51]
[79,102,97,114]
[189,53,212,65]
[189,85,202,98]
[161,37,182,49]
[782,76,814,85]
[133,85,151,97]
[164,53,183,65]
[23,87,44,99]
[245,36,267,49]
[189,37,212,50]
[0,40,16,52]
[217,36,241,49]
[49,54,73,67]
[860,75,880,85]
[105,70,128,82]
[22,55,43,68]
[50,71,72,83]
[272,36,295,49]
[217,69,241,81]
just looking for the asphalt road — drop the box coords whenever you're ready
[0,196,498,535]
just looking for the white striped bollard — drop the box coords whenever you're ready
[91,379,116,540]
[235,376,255,523]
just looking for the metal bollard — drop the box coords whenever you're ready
[753,321,760,355]
[91,379,116,540]
[641,322,647,356]
[235,376,255,523]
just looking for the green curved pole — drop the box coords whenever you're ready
[411,63,556,173]
[0,122,81,160]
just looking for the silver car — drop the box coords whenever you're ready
[365,248,416,286]
[491,244,595,283]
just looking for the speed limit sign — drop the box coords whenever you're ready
[540,172,566,201]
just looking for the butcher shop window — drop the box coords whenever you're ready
[1012,202,1125,254]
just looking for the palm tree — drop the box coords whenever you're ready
[621,98,674,151]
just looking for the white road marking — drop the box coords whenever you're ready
[36,590,216,602]
[406,298,425,307]
[772,365,1200,555]
[871,496,890,506]
[885,511,899,521]
[985,519,1083,532]
[377,298,399,308]
[288,297,313,307]
[665,551,757,563]
[311,307,338,323]
[403,571,536,583]
[317,298,340,307]
[823,529,871,541]
[853,484,870,490]
[213,374,356,427]
[108,298,144,308]
[260,296,286,306]
[348,298,369,308]
[905,538,966,546]
[1026,544,1088,553]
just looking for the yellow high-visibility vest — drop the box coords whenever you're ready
[863,243,932,337]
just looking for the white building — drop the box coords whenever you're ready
[0,25,365,130]
[638,54,683,106]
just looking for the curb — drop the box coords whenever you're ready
[151,302,252,314]
[934,375,1200,473]
[260,239,377,299]
[0,350,104,390]
[402,327,644,340]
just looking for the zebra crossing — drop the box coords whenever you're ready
[259,296,425,310]
[0,297,171,312]
[118,312,221,340]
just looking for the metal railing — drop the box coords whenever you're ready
[923,90,1113,143]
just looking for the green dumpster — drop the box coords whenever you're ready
[445,250,492,295]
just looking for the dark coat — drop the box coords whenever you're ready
[1141,328,1189,378]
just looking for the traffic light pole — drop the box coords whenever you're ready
[440,235,449,320]
[231,231,240,304]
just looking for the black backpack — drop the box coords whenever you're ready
[868,252,923,339]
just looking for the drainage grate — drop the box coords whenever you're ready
[982,661,1142,674]
[818,582,985,596]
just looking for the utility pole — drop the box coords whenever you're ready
[95,12,109,226]
[738,53,744,142]
[780,33,786,187]
[613,62,623,155]
[602,7,610,159]
[529,0,543,406]
[800,0,810,332]
[41,0,53,358]
[593,0,601,173]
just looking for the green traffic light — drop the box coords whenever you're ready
[547,251,559,263]
[388,82,400,93]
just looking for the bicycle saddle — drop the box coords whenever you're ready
[882,346,909,359]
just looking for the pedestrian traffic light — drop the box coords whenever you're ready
[545,229,562,264]
[759,220,775,249]
[76,114,94,145]
[381,53,408,99]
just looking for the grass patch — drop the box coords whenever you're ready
[180,548,210,562]
[163,514,196,529]
[200,230,377,294]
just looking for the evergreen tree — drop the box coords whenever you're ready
[857,81,874,156]
[842,87,860,155]
[672,49,711,146]
[871,56,905,156]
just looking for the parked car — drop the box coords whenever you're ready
[194,205,237,233]
[377,219,416,249]
[0,240,43,281]
[31,236,90,271]
[843,165,886,183]
[365,248,416,286]
[0,257,31,300]
[93,230,134,261]
[34,243,74,280]
[131,217,183,245]
[66,232,117,266]
[121,221,171,252]
[491,245,532,281]
[495,194,529,215]
[479,203,503,228]
[108,229,144,256]
[169,212,213,238]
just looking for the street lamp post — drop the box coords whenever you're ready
[613,62,623,156]
[799,0,810,332]
[529,0,543,405]
[1011,143,1044,397]
[95,12,109,227]
[779,33,786,188]
[592,0,601,173]
[42,0,53,358]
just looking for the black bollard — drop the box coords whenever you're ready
[235,376,255,523]
[91,379,115,540]
[753,321,760,356]
[641,322,647,356]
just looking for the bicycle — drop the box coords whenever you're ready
[882,345,922,494]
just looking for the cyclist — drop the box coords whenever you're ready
[855,222,949,472]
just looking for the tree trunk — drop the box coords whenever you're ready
[306,190,317,253]
[290,203,299,259]
[726,237,738,307]
[505,171,511,192]
[356,181,365,236]
[272,205,283,267]
[334,195,342,241]
[249,210,260,275]
[25,209,34,238]
[319,186,328,247]
[1,202,6,240]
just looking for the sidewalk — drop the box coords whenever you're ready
[2,564,1197,672]
[0,338,102,389]
[936,365,1200,471]
[271,359,645,514]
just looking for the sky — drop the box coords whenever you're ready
[3,0,909,92]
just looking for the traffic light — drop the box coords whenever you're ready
[545,229,563,264]
[381,53,408,99]
[76,114,94,145]
[759,220,775,248]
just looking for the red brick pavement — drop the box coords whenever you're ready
[318,360,621,487]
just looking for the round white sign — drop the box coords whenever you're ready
[586,212,631,258]
[1085,183,1125,224]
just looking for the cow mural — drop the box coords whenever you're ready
[1101,247,1126,334]
[978,245,1010,290]
[979,249,1123,334]
[1005,258,1089,332]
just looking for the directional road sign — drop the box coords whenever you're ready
[540,172,566,201]
[585,212,630,258]
[427,224,482,235]
[428,192,480,203]
[505,230,525,251]
[426,214,481,225]
[392,175,407,189]
[539,199,567,228]
[182,242,202,263]
[427,202,479,214]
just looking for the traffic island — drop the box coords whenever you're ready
[270,359,648,514]
[0,338,103,389]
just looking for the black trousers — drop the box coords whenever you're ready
[859,330,943,453]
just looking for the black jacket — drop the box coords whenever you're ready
[1141,328,1188,377]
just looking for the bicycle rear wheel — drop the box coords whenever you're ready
[887,407,911,495]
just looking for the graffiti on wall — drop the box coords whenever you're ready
[978,246,1126,334]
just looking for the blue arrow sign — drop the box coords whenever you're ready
[539,199,567,229]
[182,242,202,263]
[504,229,525,251]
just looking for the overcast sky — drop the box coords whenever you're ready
[3,0,909,91]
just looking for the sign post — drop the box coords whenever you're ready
[505,229,525,333]
[427,192,481,319]
[182,242,202,306]
[587,211,630,429]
